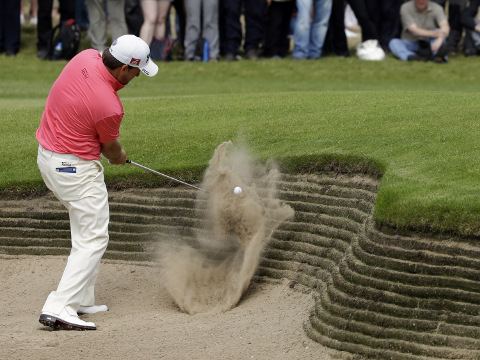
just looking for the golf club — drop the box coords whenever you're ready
[126,159,207,192]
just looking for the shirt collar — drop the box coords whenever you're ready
[97,54,125,92]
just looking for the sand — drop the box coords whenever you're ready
[0,255,339,360]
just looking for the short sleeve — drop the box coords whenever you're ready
[95,114,123,143]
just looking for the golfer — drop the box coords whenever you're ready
[36,35,158,331]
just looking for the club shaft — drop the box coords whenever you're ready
[126,160,207,192]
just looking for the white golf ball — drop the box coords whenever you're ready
[233,186,243,195]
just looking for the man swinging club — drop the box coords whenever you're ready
[36,35,158,330]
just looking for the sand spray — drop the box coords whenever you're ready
[158,141,294,314]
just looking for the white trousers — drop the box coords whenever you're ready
[37,145,109,317]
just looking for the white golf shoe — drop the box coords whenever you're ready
[39,309,96,330]
[78,305,109,315]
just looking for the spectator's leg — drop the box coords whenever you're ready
[154,0,171,39]
[37,0,54,56]
[243,0,266,53]
[184,0,200,60]
[348,0,378,42]
[107,0,128,42]
[308,0,332,58]
[86,0,108,52]
[172,0,186,57]
[263,0,280,57]
[292,0,312,59]
[222,0,243,56]
[330,0,349,57]
[278,1,295,57]
[3,0,21,55]
[139,0,158,44]
[445,0,467,54]
[202,0,220,59]
[389,38,418,61]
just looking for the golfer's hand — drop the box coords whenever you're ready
[101,139,127,165]
[108,149,127,165]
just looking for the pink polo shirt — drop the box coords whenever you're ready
[36,49,125,160]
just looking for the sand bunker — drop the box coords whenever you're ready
[159,141,294,314]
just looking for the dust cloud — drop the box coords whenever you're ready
[159,141,294,314]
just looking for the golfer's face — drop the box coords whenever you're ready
[120,66,140,85]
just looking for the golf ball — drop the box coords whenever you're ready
[233,186,243,195]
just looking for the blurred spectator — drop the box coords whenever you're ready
[292,0,332,60]
[86,0,128,53]
[125,0,144,36]
[170,0,186,59]
[184,0,219,61]
[324,0,384,59]
[75,0,90,31]
[263,0,295,58]
[37,0,76,60]
[139,0,172,44]
[346,0,388,60]
[347,0,380,44]
[365,0,401,52]
[389,0,449,62]
[1,0,21,56]
[461,0,480,56]
[126,0,196,60]
[324,1,354,57]
[21,0,39,25]
[221,0,267,61]
[431,0,467,56]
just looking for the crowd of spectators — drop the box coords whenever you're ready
[1,0,480,62]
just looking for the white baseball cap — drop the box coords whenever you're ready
[109,35,158,77]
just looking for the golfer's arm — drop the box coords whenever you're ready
[101,139,127,165]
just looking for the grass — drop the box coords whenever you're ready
[2,25,480,237]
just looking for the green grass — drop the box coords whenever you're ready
[2,25,480,237]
